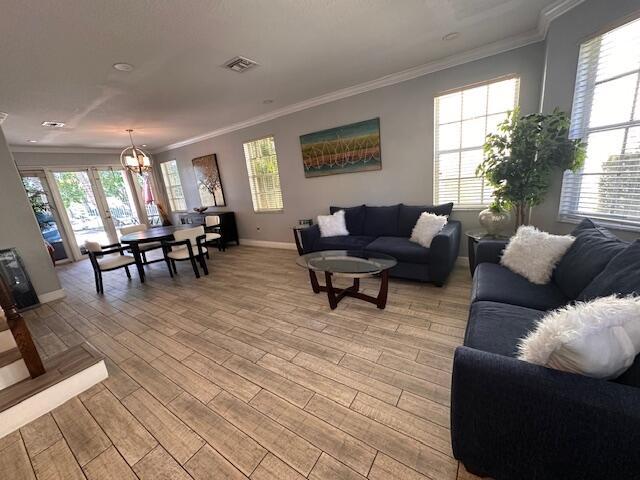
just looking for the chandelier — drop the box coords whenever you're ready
[120,129,151,175]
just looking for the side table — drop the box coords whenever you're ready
[466,229,511,276]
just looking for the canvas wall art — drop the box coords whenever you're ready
[300,118,381,178]
[192,153,226,207]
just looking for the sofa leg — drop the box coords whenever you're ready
[434,281,444,287]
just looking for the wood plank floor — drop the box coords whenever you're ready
[1,246,482,480]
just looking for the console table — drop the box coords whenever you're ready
[178,212,239,248]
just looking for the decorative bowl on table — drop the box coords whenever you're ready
[193,207,209,214]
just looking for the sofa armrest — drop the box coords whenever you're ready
[475,239,508,265]
[429,220,461,285]
[451,346,640,479]
[299,224,321,253]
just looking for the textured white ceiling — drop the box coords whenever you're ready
[0,0,559,150]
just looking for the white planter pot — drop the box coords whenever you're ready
[478,209,511,235]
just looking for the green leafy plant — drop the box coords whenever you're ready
[477,107,586,227]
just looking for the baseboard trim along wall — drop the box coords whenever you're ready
[239,239,298,250]
[38,288,66,304]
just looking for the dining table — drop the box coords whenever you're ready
[120,225,194,282]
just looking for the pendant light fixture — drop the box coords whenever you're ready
[120,129,151,175]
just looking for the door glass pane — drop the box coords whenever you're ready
[53,171,110,250]
[21,176,68,261]
[97,169,140,236]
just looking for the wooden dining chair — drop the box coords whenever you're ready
[84,241,137,294]
[204,215,224,253]
[161,226,209,278]
[119,224,162,264]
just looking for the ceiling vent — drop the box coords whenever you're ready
[41,121,66,128]
[224,56,259,73]
[0,112,7,125]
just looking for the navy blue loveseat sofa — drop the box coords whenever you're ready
[299,203,460,285]
[451,218,640,480]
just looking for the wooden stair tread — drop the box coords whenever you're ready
[0,343,104,412]
[0,347,21,369]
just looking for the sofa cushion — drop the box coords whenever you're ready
[365,236,430,264]
[314,235,374,251]
[330,205,366,235]
[398,203,454,237]
[363,205,401,237]
[464,301,544,357]
[578,239,640,301]
[472,263,568,311]
[553,224,627,299]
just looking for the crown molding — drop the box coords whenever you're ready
[9,146,121,155]
[154,0,583,154]
[154,29,542,153]
[537,0,585,36]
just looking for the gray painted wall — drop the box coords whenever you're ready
[155,42,545,252]
[533,0,640,240]
[0,127,61,296]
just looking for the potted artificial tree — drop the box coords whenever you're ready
[476,107,586,230]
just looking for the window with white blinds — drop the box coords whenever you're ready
[242,136,284,212]
[160,160,187,211]
[434,76,520,207]
[559,17,640,229]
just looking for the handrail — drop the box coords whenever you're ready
[0,276,45,378]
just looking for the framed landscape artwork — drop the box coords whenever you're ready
[300,118,382,178]
[192,153,226,207]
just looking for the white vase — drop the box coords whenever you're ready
[478,208,511,235]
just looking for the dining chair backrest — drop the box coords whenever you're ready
[84,240,103,253]
[120,224,147,236]
[173,226,205,245]
[205,215,220,227]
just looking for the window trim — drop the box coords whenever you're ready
[433,74,521,209]
[242,135,284,214]
[159,159,187,212]
[558,16,640,231]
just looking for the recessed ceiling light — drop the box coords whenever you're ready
[263,99,274,104]
[41,121,65,128]
[141,144,147,147]
[113,63,134,72]
[442,32,460,41]
[28,139,38,143]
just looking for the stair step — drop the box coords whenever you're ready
[0,348,21,369]
[0,343,104,412]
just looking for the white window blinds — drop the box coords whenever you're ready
[434,76,520,207]
[242,136,284,212]
[559,17,640,229]
[160,160,187,211]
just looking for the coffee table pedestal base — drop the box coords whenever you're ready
[308,269,389,310]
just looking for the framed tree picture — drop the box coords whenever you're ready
[192,153,226,207]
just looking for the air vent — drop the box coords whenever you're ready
[0,112,7,125]
[41,121,66,128]
[224,56,259,73]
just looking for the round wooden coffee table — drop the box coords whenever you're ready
[296,250,397,310]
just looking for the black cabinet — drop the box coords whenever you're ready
[178,212,239,248]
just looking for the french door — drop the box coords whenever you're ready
[50,167,145,260]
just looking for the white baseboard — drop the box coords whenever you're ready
[239,239,297,250]
[38,288,66,304]
[0,360,108,439]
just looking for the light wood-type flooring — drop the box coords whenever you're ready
[1,246,482,480]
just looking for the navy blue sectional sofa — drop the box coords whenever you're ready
[452,218,640,480]
[299,203,460,285]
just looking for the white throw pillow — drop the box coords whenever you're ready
[409,212,447,248]
[500,226,574,284]
[518,295,640,379]
[317,210,349,237]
